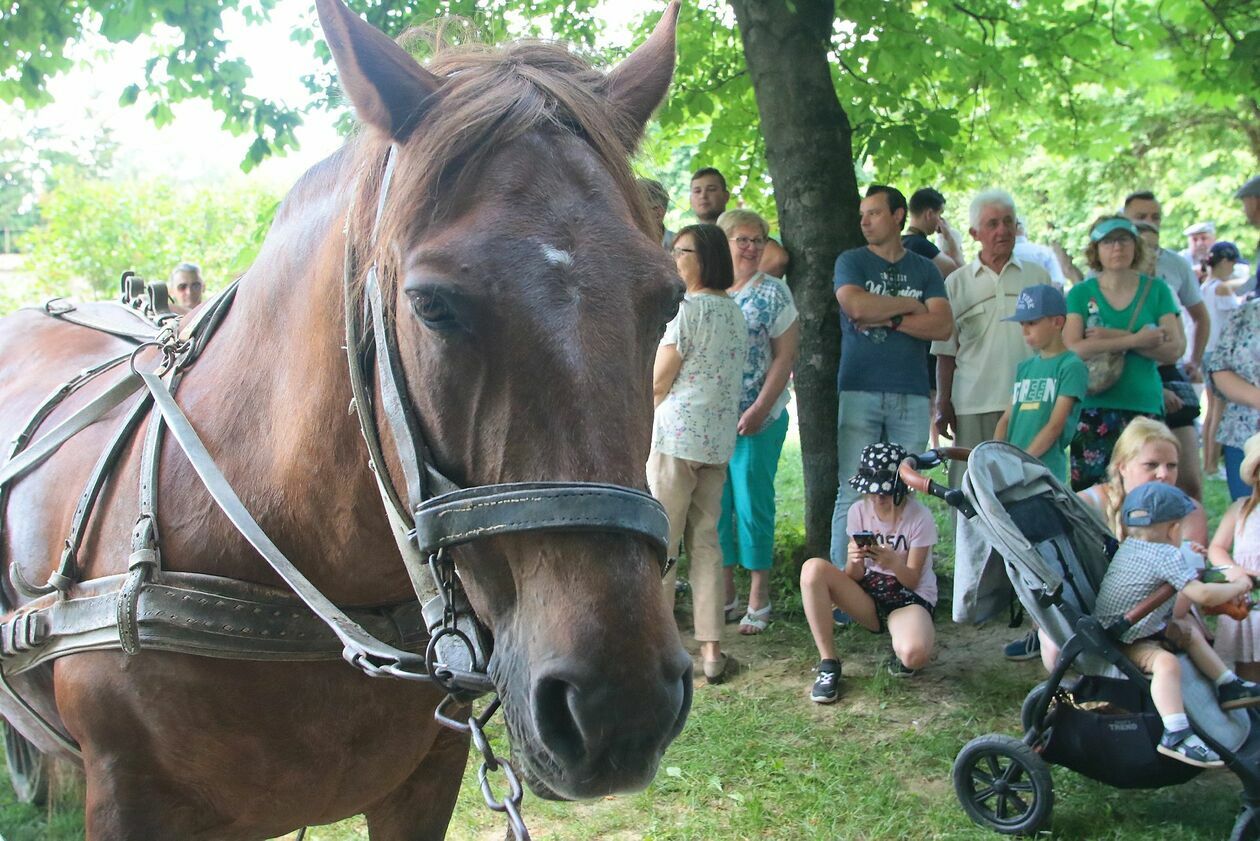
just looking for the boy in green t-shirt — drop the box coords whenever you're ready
[994,284,1088,482]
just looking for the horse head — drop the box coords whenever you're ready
[316,0,690,800]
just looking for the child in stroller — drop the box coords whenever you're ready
[1093,482,1260,767]
[901,442,1260,837]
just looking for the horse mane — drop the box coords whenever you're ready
[345,34,658,300]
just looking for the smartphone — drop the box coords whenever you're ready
[851,530,876,548]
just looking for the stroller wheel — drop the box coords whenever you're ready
[1232,806,1260,841]
[3,720,49,806]
[954,734,1053,835]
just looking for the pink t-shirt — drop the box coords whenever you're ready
[846,496,939,605]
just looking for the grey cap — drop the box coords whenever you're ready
[1237,176,1260,200]
[1183,221,1215,236]
[1122,483,1195,527]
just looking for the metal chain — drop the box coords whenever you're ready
[425,550,530,841]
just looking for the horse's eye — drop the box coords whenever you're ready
[407,288,457,329]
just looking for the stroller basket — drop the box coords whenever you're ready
[1039,675,1199,789]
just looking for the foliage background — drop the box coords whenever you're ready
[21,176,278,301]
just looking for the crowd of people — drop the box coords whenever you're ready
[643,167,1260,753]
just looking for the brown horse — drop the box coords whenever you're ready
[0,1,690,837]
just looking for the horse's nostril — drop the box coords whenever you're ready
[533,675,586,766]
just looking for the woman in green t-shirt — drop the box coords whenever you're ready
[1063,216,1185,490]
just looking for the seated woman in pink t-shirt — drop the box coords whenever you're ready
[800,442,939,703]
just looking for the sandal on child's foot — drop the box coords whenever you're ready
[723,597,744,624]
[738,604,771,635]
[1157,728,1223,768]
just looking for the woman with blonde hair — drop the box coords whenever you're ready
[1077,416,1208,544]
[1024,417,1211,672]
[1063,215,1184,491]
[714,208,800,635]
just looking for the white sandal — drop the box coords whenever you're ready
[723,597,744,623]
[738,604,771,635]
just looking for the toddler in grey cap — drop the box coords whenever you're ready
[1094,482,1260,767]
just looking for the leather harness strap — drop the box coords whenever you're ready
[0,571,428,675]
[0,372,144,491]
[136,367,433,679]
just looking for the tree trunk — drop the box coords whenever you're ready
[728,0,862,558]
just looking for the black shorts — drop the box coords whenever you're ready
[859,570,936,632]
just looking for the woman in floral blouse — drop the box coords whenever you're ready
[1209,300,1260,500]
[715,209,800,635]
[649,223,748,684]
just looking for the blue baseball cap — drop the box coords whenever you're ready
[1209,241,1249,265]
[1003,284,1067,322]
[1090,217,1140,241]
[1122,482,1195,527]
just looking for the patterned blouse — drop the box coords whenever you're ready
[1207,300,1260,449]
[729,273,799,418]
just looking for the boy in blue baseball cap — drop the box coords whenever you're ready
[1094,482,1260,767]
[994,284,1088,483]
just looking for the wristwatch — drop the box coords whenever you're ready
[889,315,903,331]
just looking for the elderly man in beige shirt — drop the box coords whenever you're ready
[933,189,1052,490]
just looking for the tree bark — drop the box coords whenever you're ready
[728,0,862,558]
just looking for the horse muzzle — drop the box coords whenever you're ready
[509,642,693,800]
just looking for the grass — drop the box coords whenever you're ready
[0,428,1247,840]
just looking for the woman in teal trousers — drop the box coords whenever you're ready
[716,209,801,633]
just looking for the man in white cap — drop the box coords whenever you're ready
[1181,221,1216,281]
[1238,175,1260,296]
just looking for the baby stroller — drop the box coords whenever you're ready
[899,442,1260,839]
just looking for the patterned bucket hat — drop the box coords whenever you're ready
[848,442,909,496]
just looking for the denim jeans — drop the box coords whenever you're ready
[829,390,930,563]
[1224,444,1250,501]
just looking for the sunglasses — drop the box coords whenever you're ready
[856,467,896,484]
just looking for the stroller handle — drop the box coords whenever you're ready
[898,448,976,518]
[1106,582,1178,637]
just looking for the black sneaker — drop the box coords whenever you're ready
[1003,630,1041,662]
[1157,728,1223,768]
[1219,679,1260,710]
[810,663,840,704]
[885,654,917,678]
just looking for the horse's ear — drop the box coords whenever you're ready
[315,0,442,140]
[602,1,680,151]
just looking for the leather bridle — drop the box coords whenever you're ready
[338,145,673,692]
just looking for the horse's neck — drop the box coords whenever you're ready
[169,174,407,601]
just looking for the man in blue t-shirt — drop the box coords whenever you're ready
[830,185,953,564]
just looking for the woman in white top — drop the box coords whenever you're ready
[1201,242,1247,474]
[649,223,748,684]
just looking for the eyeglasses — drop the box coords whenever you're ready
[730,236,766,248]
[670,247,696,258]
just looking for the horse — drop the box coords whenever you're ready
[0,0,691,837]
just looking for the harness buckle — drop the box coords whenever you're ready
[0,612,48,657]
